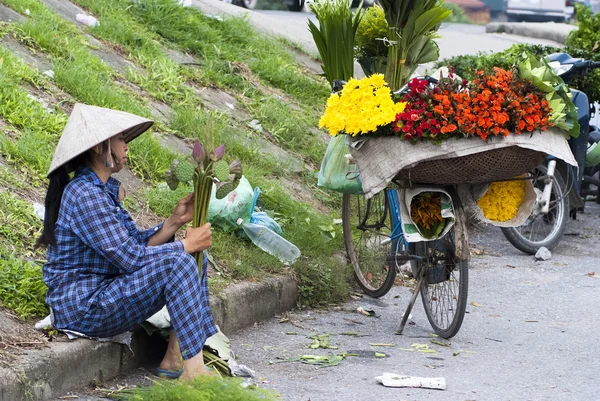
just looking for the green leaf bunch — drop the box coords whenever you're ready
[355,5,389,67]
[378,0,451,90]
[308,0,363,84]
[435,44,561,80]
[517,54,580,137]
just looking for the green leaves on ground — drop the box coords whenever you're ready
[307,334,338,349]
[271,353,346,367]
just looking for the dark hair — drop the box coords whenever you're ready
[35,154,87,248]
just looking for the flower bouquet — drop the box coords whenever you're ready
[165,125,243,267]
[398,187,455,242]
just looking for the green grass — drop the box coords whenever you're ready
[0,253,47,319]
[0,192,42,254]
[0,0,351,314]
[105,374,278,400]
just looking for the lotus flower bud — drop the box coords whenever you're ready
[229,159,242,179]
[192,141,205,164]
[210,144,225,162]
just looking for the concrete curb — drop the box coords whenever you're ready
[0,275,298,401]
[486,22,577,45]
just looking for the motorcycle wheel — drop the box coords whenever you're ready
[501,164,569,255]
[233,0,257,9]
[286,0,305,11]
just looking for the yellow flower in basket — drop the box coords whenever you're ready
[477,180,526,222]
[319,74,407,136]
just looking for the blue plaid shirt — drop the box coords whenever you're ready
[43,167,184,328]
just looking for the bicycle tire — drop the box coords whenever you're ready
[501,164,569,255]
[342,192,397,298]
[409,200,469,339]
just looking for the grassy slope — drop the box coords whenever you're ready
[0,0,350,319]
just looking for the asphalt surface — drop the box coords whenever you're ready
[228,203,600,401]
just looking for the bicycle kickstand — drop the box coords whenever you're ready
[396,273,424,335]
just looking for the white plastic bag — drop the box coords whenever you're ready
[76,13,99,27]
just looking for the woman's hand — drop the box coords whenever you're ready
[181,223,212,254]
[169,193,195,228]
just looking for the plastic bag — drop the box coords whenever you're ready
[249,187,283,235]
[318,135,364,194]
[208,176,254,231]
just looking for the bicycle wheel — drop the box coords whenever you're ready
[342,192,397,298]
[409,202,469,339]
[501,164,569,255]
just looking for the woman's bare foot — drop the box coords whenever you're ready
[180,351,212,381]
[159,330,183,371]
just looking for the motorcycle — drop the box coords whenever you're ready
[501,53,600,255]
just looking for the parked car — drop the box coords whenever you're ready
[506,0,573,21]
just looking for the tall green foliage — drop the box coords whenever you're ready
[354,5,389,75]
[377,0,450,90]
[564,3,600,104]
[308,0,363,84]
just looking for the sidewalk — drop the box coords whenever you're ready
[0,276,298,401]
[486,21,577,44]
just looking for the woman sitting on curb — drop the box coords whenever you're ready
[37,104,216,381]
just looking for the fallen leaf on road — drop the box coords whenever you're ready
[369,343,394,347]
[356,307,378,317]
[506,265,517,268]
[375,352,386,358]
[410,343,437,354]
[431,339,451,347]
[587,272,596,276]
[470,302,482,307]
[452,350,476,356]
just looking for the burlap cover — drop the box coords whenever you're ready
[348,128,577,198]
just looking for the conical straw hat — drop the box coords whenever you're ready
[47,104,153,177]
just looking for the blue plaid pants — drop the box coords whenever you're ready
[67,253,217,360]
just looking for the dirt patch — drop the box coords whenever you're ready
[292,50,323,76]
[278,176,333,215]
[0,311,48,368]
[191,84,249,122]
[0,4,22,23]
[0,35,53,73]
[0,157,46,205]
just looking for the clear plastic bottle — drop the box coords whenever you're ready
[237,218,301,265]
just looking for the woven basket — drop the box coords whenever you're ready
[395,146,546,185]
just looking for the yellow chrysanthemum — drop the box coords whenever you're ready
[477,180,526,222]
[319,74,405,136]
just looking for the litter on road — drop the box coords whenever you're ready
[375,373,447,390]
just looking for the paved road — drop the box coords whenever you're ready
[230,203,600,401]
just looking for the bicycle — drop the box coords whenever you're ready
[342,184,469,339]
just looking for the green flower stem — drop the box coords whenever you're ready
[192,166,215,267]
[385,28,408,92]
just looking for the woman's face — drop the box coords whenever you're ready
[109,134,128,172]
